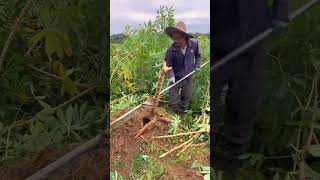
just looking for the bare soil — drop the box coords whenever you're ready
[110,106,210,179]
[110,106,167,178]
[164,164,203,180]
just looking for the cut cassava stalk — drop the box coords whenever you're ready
[179,128,203,154]
[158,117,171,123]
[181,141,194,153]
[159,127,205,158]
[190,142,208,147]
[153,129,207,139]
[157,85,209,158]
[153,62,172,106]
[139,135,150,144]
[159,138,193,159]
[134,62,171,137]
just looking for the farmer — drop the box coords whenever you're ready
[164,21,202,114]
[212,0,289,168]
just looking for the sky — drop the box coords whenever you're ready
[110,0,210,35]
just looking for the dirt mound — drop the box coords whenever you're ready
[110,106,208,179]
[110,106,169,178]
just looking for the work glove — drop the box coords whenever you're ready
[168,77,175,85]
[272,0,290,28]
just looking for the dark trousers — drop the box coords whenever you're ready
[213,43,265,145]
[169,76,193,110]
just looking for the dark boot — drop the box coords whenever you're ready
[170,105,181,115]
[178,104,188,114]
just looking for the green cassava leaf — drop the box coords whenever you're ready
[45,31,57,56]
[239,153,252,160]
[64,68,74,79]
[30,31,46,46]
[63,77,78,96]
[62,32,72,57]
[66,104,73,125]
[34,108,55,121]
[52,61,66,77]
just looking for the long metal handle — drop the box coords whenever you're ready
[160,60,210,94]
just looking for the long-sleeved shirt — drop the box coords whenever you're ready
[165,39,202,79]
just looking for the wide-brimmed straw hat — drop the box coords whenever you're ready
[165,21,193,38]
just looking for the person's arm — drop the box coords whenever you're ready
[194,41,202,71]
[165,49,175,83]
[272,0,290,26]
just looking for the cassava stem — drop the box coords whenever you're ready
[135,62,171,137]
[153,62,172,106]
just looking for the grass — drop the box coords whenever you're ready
[127,146,209,180]
[129,154,166,180]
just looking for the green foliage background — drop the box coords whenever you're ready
[3,0,320,179]
[110,6,210,116]
[0,0,107,169]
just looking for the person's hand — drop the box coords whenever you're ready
[163,62,172,73]
[168,77,175,85]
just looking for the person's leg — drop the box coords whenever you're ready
[180,76,193,111]
[223,43,265,155]
[212,49,233,134]
[211,49,236,170]
[169,78,182,113]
